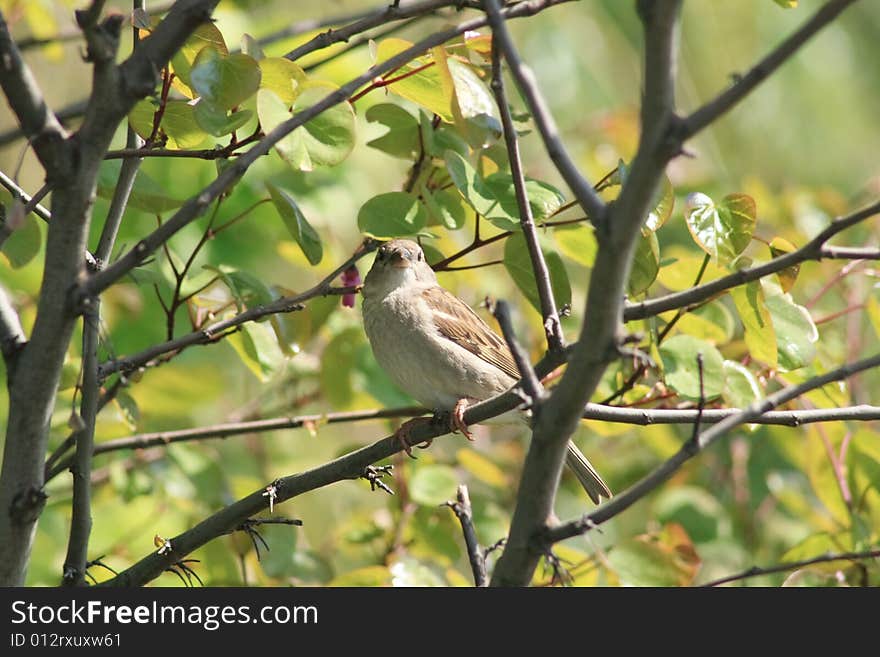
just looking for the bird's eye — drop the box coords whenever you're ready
[417,250,423,261]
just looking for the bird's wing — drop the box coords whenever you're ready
[421,286,520,381]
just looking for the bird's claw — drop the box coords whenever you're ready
[451,399,474,441]
[393,417,433,458]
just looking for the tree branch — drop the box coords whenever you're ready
[446,485,488,587]
[544,352,880,546]
[490,35,563,351]
[680,0,859,140]
[81,0,572,300]
[45,406,427,482]
[624,199,880,321]
[489,0,682,587]
[0,9,71,177]
[0,283,25,372]
[701,549,880,587]
[96,241,377,380]
[283,0,467,62]
[0,170,52,222]
[483,0,605,223]
[0,0,222,586]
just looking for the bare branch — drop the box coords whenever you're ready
[0,170,51,222]
[0,283,25,371]
[96,241,377,380]
[545,352,880,546]
[0,9,71,176]
[489,0,682,588]
[446,485,488,587]
[701,549,880,587]
[82,0,572,300]
[483,0,605,223]
[46,406,426,482]
[681,0,859,139]
[492,299,542,403]
[624,199,880,321]
[283,0,466,62]
[490,35,563,350]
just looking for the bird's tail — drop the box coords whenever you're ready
[565,442,612,505]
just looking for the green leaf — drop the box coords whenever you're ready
[422,187,466,230]
[653,486,729,543]
[645,175,675,232]
[410,464,459,506]
[375,39,453,121]
[257,85,355,171]
[358,191,427,238]
[365,103,420,159]
[773,0,798,7]
[258,57,306,105]
[730,280,777,368]
[169,22,228,95]
[447,58,501,144]
[484,173,566,221]
[674,301,735,345]
[444,150,513,229]
[240,33,265,60]
[608,526,700,586]
[320,327,363,408]
[555,225,598,268]
[114,391,140,431]
[503,233,571,314]
[627,230,660,296]
[1,213,41,268]
[456,449,507,488]
[768,236,800,292]
[764,288,817,371]
[193,101,252,137]
[97,161,185,213]
[722,360,762,409]
[257,523,299,579]
[658,334,724,400]
[684,192,756,265]
[129,99,209,149]
[267,182,323,265]
[190,48,261,109]
[227,322,284,381]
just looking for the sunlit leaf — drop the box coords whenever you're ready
[357,192,427,238]
[456,449,507,488]
[258,57,306,105]
[730,280,777,368]
[722,360,762,409]
[422,188,466,230]
[608,524,701,586]
[190,48,261,109]
[170,22,228,96]
[503,233,571,314]
[375,39,453,121]
[365,103,420,159]
[267,182,323,265]
[768,236,800,293]
[685,192,756,265]
[628,230,660,296]
[645,175,675,232]
[763,287,817,371]
[410,464,459,506]
[555,224,598,268]
[659,334,724,400]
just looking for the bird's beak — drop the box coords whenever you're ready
[389,249,412,269]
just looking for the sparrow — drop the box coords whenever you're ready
[361,238,611,504]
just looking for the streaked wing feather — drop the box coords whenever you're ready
[421,286,520,380]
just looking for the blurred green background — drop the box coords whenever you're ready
[1,0,879,586]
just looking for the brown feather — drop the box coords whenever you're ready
[421,286,520,381]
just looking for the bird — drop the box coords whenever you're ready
[361,238,611,504]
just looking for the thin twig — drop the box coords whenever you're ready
[446,485,488,586]
[490,33,563,351]
[701,549,880,587]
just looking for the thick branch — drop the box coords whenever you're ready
[490,0,682,587]
[545,352,880,545]
[680,0,858,139]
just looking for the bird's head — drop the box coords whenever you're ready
[363,239,437,298]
